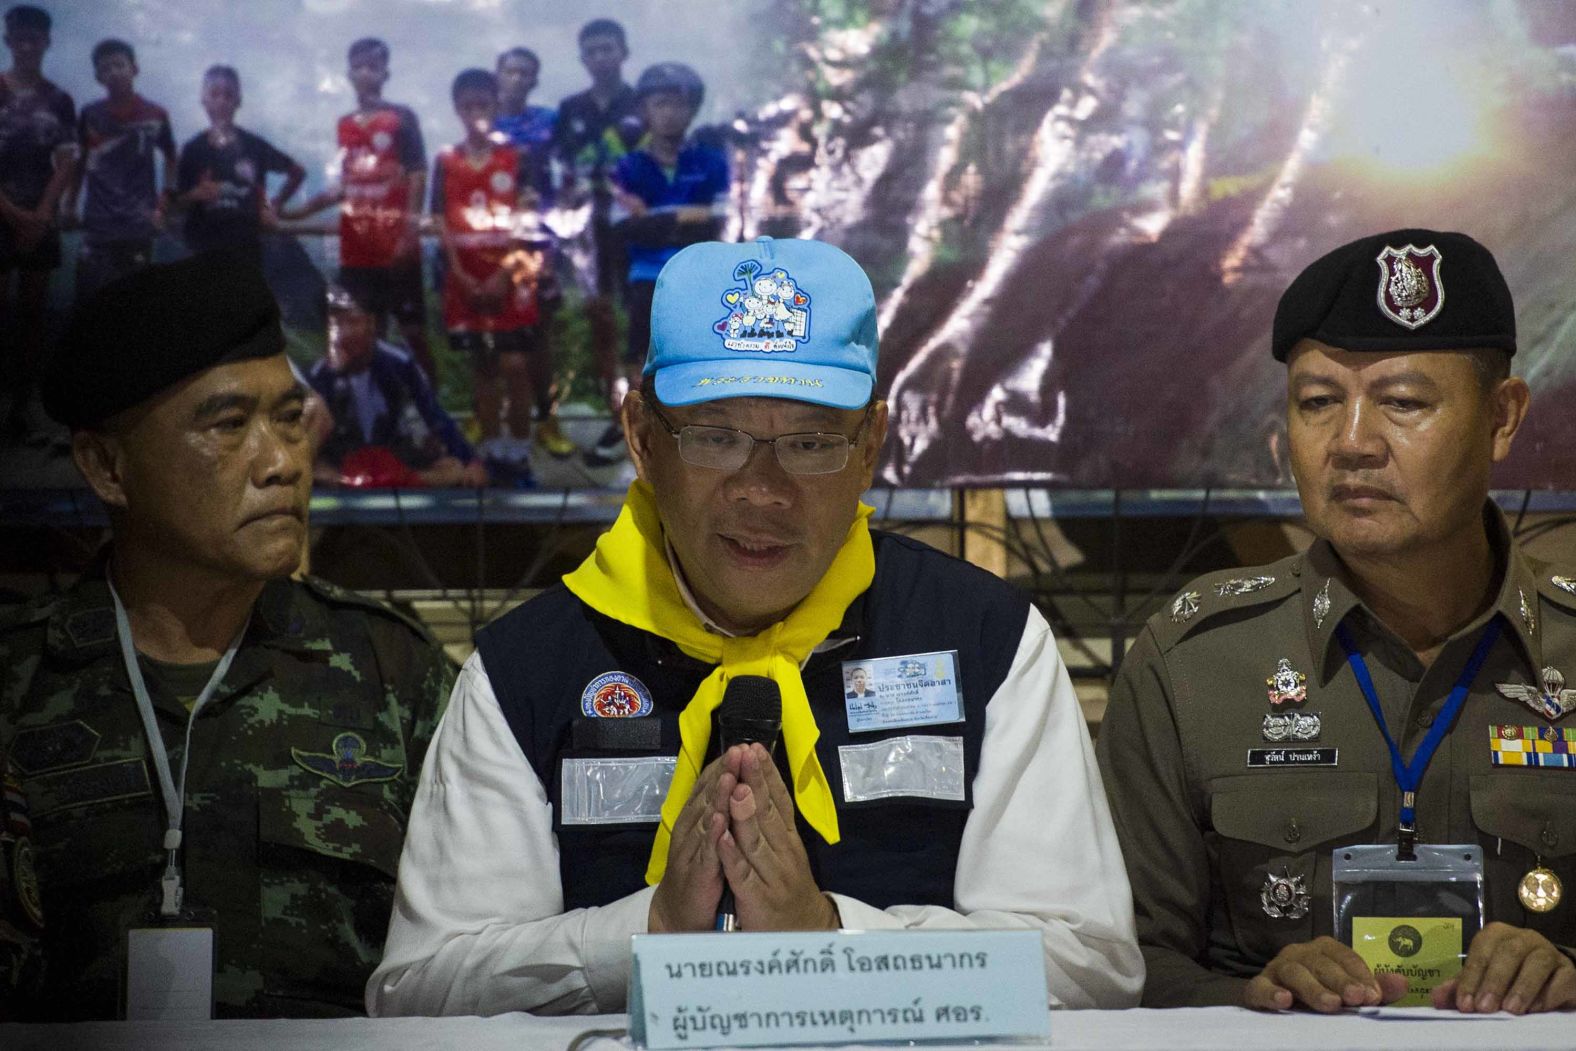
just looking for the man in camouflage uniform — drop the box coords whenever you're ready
[1099,230,1576,1014]
[0,249,452,1019]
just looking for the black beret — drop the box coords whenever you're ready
[42,248,285,428]
[1271,229,1515,362]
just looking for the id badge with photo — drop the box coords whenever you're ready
[1333,844,1484,1006]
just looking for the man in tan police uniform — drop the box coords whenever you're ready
[1098,229,1576,1014]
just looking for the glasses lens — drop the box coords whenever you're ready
[775,434,850,475]
[678,425,752,470]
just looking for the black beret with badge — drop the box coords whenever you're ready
[1272,228,1516,361]
[42,248,286,429]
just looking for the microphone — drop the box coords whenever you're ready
[711,675,781,931]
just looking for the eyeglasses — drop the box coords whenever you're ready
[646,401,872,476]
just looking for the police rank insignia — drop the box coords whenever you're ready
[291,732,403,788]
[1266,658,1308,708]
[581,671,655,719]
[1375,244,1444,329]
[1552,575,1576,597]
[1170,591,1200,624]
[1262,710,1322,743]
[1520,589,1536,635]
[1312,579,1331,629]
[1215,576,1274,598]
[714,260,811,353]
[1261,868,1311,920]
[1495,667,1576,722]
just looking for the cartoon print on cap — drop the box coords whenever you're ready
[715,259,811,353]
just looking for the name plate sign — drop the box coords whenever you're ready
[628,929,1050,1048]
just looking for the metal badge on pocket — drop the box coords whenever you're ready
[559,756,677,825]
[838,735,965,803]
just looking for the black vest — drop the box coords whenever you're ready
[475,532,1030,911]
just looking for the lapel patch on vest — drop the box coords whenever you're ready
[581,671,654,718]
[292,732,402,788]
[10,720,101,775]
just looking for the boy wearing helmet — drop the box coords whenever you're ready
[586,61,728,466]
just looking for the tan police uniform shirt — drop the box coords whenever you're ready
[1097,507,1576,1007]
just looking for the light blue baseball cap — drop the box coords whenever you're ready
[644,237,878,409]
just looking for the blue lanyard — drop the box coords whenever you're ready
[1336,617,1501,859]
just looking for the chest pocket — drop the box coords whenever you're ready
[1208,772,1378,960]
[255,786,404,1008]
[1470,774,1576,939]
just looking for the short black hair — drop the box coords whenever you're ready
[92,38,135,69]
[5,5,51,33]
[451,68,497,102]
[578,18,626,49]
[1468,347,1511,393]
[347,37,388,65]
[203,64,240,91]
[497,46,539,71]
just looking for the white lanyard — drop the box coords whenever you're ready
[108,576,248,918]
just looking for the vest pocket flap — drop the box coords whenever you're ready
[258,787,404,879]
[1470,774,1576,858]
[1210,772,1378,850]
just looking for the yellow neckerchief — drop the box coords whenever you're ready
[563,479,873,883]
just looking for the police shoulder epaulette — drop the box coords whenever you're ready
[297,575,436,645]
[1532,560,1576,615]
[1149,553,1302,652]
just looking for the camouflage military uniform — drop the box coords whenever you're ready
[1097,508,1576,1006]
[0,563,452,1020]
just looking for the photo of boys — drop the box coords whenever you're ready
[0,4,73,440]
[66,37,175,302]
[175,64,304,264]
[307,285,487,488]
[284,38,433,380]
[433,68,572,488]
[556,17,641,465]
[587,60,726,466]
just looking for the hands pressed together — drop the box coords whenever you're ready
[648,743,839,934]
[1245,924,1576,1015]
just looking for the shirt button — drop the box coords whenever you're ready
[1416,712,1434,729]
[1541,824,1559,850]
[1284,819,1302,845]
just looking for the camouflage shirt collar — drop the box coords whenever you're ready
[1303,503,1539,683]
[46,559,322,663]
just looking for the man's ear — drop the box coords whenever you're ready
[856,400,888,485]
[72,429,131,511]
[622,389,656,485]
[1489,376,1531,464]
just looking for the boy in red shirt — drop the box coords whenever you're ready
[433,68,572,472]
[285,38,433,379]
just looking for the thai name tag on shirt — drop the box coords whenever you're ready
[841,651,963,734]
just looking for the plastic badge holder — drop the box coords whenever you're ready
[1332,843,1484,1005]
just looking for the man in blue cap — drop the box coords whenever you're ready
[1099,229,1576,1014]
[369,237,1143,1015]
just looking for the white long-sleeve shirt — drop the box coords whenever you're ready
[367,605,1142,1015]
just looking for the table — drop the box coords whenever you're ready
[4,1006,1573,1051]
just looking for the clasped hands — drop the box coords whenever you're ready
[649,742,839,933]
[1246,924,1576,1014]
